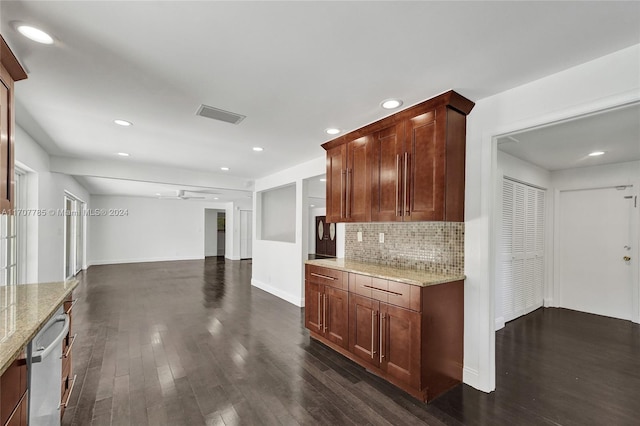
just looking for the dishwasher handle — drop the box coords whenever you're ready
[31,314,70,363]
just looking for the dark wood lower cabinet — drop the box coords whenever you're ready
[305,264,463,402]
[0,353,28,426]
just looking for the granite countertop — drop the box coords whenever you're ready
[0,280,79,376]
[305,258,465,287]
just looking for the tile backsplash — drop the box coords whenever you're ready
[345,222,464,275]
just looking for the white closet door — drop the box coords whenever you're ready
[500,178,546,323]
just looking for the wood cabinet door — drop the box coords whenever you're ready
[305,281,323,334]
[349,294,379,368]
[324,286,349,349]
[371,123,404,222]
[326,145,346,222]
[345,135,372,222]
[380,303,421,388]
[404,110,445,221]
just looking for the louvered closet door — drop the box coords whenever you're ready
[500,178,545,323]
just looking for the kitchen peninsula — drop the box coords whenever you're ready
[0,280,79,425]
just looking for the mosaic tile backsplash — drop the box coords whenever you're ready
[345,222,464,275]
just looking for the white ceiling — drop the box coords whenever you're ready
[498,104,640,171]
[1,1,639,196]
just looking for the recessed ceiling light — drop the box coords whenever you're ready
[221,167,229,171]
[381,99,403,109]
[310,204,315,207]
[319,178,326,182]
[588,151,605,157]
[114,119,132,126]
[155,193,161,196]
[325,128,340,135]
[214,197,219,200]
[117,152,130,157]
[252,147,264,152]
[17,25,54,44]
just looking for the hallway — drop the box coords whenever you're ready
[62,258,640,425]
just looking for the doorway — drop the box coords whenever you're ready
[314,215,336,257]
[64,194,85,279]
[205,209,226,258]
[558,185,637,320]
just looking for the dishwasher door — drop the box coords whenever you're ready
[30,307,69,426]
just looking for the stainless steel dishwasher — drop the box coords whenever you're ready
[29,307,69,426]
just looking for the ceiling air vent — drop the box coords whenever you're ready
[196,104,246,125]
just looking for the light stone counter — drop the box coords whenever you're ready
[0,280,79,375]
[305,258,465,287]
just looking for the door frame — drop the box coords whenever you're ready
[552,183,640,323]
[485,90,640,391]
[63,191,86,280]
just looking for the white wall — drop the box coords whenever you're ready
[551,160,640,189]
[88,196,232,265]
[465,43,640,392]
[252,156,325,306]
[15,126,91,283]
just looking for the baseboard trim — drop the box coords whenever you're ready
[89,256,204,266]
[495,316,505,331]
[251,278,304,307]
[463,366,480,389]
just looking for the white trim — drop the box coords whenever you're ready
[462,367,482,391]
[495,317,505,331]
[88,255,204,266]
[251,278,305,307]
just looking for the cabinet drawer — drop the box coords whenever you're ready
[349,273,420,311]
[0,352,27,426]
[306,265,346,289]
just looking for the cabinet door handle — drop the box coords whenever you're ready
[404,152,410,215]
[380,313,385,362]
[323,294,328,332]
[346,169,352,218]
[318,295,322,331]
[396,155,402,216]
[340,170,346,219]
[371,311,377,359]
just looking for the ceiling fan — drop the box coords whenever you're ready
[157,190,218,200]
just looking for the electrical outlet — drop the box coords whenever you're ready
[379,232,384,243]
[357,231,363,242]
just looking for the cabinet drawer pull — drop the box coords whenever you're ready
[65,299,78,314]
[363,285,403,296]
[60,374,77,408]
[310,272,337,281]
[371,311,377,359]
[340,170,346,218]
[62,333,77,359]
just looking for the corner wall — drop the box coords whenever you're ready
[465,43,640,392]
[15,125,91,283]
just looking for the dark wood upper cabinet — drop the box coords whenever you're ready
[326,136,372,223]
[0,35,27,214]
[323,91,474,223]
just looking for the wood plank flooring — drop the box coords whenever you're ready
[62,258,640,425]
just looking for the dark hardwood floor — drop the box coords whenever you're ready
[62,258,640,425]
